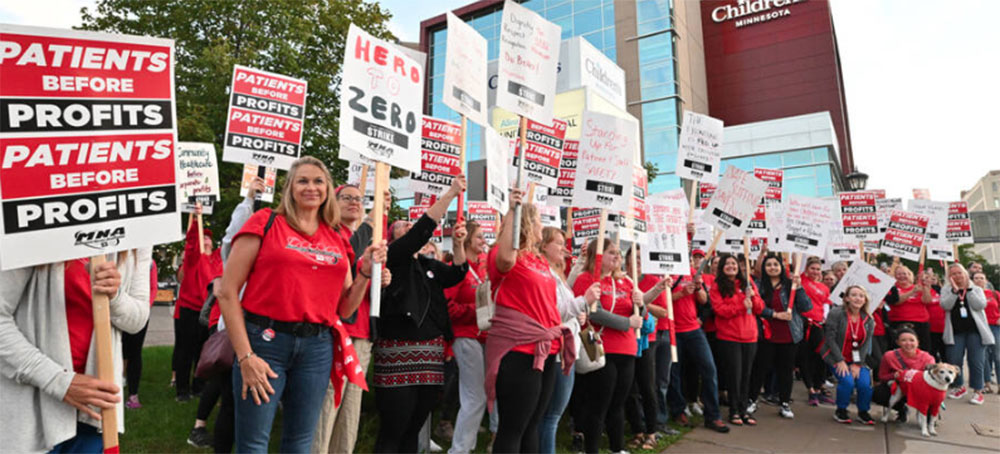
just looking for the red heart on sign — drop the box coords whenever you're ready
[867,274,881,284]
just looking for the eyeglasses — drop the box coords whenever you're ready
[338,195,363,203]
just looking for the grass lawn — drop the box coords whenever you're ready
[122,346,690,453]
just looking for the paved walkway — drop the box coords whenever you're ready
[664,381,1000,453]
[146,303,176,347]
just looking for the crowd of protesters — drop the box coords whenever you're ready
[2,155,998,454]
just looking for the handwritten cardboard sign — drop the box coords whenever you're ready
[907,199,949,243]
[782,194,835,257]
[642,195,690,275]
[701,166,768,232]
[675,111,724,185]
[571,111,637,212]
[495,0,561,124]
[177,142,220,213]
[443,12,489,126]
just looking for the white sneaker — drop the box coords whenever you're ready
[690,403,704,416]
[746,400,758,415]
[430,439,443,452]
[684,406,693,417]
[823,380,836,389]
[779,403,795,419]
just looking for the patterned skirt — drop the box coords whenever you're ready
[373,336,446,387]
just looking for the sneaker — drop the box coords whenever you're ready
[434,420,454,440]
[429,439,443,452]
[175,393,192,402]
[187,427,213,448]
[807,393,820,407]
[970,391,985,405]
[823,380,836,389]
[762,394,782,406]
[746,400,758,415]
[684,405,693,417]
[818,394,836,406]
[705,420,730,433]
[779,403,794,419]
[949,386,968,399]
[857,411,875,425]
[674,413,694,428]
[833,408,852,424]
[690,402,704,416]
[125,395,142,409]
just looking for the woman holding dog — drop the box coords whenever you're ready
[940,263,995,406]
[821,285,876,425]
[874,325,936,422]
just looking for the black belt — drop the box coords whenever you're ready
[244,311,327,337]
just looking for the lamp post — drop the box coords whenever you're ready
[844,170,869,192]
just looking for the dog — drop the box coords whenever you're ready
[880,363,959,437]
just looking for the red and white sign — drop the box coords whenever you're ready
[946,201,973,244]
[240,163,277,203]
[912,188,931,200]
[549,139,578,206]
[699,183,716,209]
[411,117,462,196]
[571,208,605,246]
[409,202,443,242]
[642,195,690,275]
[619,166,649,243]
[701,166,768,232]
[839,192,878,240]
[754,168,783,204]
[222,65,307,170]
[511,118,566,189]
[0,25,180,270]
[467,201,499,241]
[882,210,929,261]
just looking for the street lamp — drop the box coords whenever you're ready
[844,170,868,192]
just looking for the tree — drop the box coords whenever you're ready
[79,0,396,276]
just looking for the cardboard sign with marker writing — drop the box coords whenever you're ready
[496,0,561,124]
[572,111,637,213]
[700,166,768,232]
[675,111,724,185]
[782,194,835,258]
[642,195,690,275]
[907,199,949,243]
[826,230,861,262]
[177,142,220,213]
[443,12,489,126]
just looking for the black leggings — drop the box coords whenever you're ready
[197,370,223,421]
[798,323,827,391]
[374,384,441,453]
[494,352,557,454]
[626,347,658,434]
[581,353,635,454]
[890,321,931,355]
[122,320,149,395]
[749,341,796,404]
[214,370,235,453]
[173,307,209,395]
[929,332,946,363]
[717,340,757,418]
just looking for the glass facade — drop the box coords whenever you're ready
[717,147,840,197]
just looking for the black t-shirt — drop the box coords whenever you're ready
[949,290,977,334]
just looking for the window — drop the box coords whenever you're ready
[574,6,602,34]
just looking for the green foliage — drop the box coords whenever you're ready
[644,160,659,184]
[78,0,397,275]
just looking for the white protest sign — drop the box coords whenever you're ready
[691,212,715,252]
[348,161,376,209]
[907,199,949,243]
[876,198,903,246]
[675,111,724,185]
[719,229,746,255]
[830,261,895,313]
[0,25,181,270]
[701,166,768,232]
[538,204,561,228]
[571,111,638,212]
[766,202,788,252]
[222,65,308,170]
[496,0,561,124]
[443,12,489,126]
[782,194,835,257]
[826,230,861,262]
[240,164,277,203]
[927,240,955,261]
[484,126,511,213]
[642,196,690,275]
[339,24,424,172]
[177,142,220,214]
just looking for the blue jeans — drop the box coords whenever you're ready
[946,330,987,391]
[831,364,872,412]
[654,330,673,424]
[234,321,333,453]
[984,326,1000,385]
[666,329,721,422]
[538,361,575,454]
[49,423,102,453]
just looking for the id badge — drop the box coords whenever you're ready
[852,350,861,363]
[960,307,968,319]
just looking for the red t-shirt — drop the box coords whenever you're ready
[236,209,352,326]
[174,222,223,318]
[447,255,487,341]
[670,273,702,333]
[927,291,946,333]
[64,258,94,374]
[842,312,867,364]
[701,273,716,332]
[800,274,829,323]
[487,248,560,355]
[873,308,886,336]
[768,291,792,344]
[888,285,935,323]
[984,289,1000,325]
[709,278,764,343]
[640,275,670,333]
[574,272,638,356]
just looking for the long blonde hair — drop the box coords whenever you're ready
[497,202,540,252]
[582,237,624,279]
[842,284,870,316]
[539,226,567,280]
[277,156,341,233]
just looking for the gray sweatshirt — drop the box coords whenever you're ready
[0,248,151,453]
[940,284,996,346]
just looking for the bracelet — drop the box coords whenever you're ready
[359,267,371,279]
[238,352,255,365]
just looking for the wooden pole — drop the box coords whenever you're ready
[687,180,699,224]
[629,240,641,339]
[592,209,607,283]
[952,244,959,264]
[858,241,865,264]
[89,254,119,453]
[197,210,204,255]
[457,114,467,224]
[694,230,725,277]
[369,162,389,318]
[358,163,370,224]
[512,116,529,249]
[916,245,927,280]
[527,182,536,203]
[787,252,801,314]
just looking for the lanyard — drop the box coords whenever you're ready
[847,314,863,348]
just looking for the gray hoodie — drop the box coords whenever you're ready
[940,284,996,346]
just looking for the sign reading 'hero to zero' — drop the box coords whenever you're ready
[0,25,180,270]
[222,65,307,171]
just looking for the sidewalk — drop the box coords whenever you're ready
[146,303,176,347]
[665,383,1000,453]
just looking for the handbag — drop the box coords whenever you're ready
[576,277,616,374]
[195,329,234,378]
[475,266,500,331]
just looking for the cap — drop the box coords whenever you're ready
[692,249,706,257]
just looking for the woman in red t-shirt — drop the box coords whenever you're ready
[484,190,570,453]
[710,254,764,426]
[218,157,387,453]
[572,239,643,454]
[885,266,935,350]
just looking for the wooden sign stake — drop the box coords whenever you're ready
[457,114,467,224]
[89,254,119,453]
[357,163,370,228]
[369,162,389,318]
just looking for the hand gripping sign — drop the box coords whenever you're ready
[675,111,724,185]
[339,24,424,173]
[222,65,307,170]
[495,0,561,124]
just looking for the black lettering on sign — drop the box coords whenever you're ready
[1,98,172,133]
[353,117,408,148]
[452,87,482,113]
[844,226,878,234]
[585,180,624,196]
[507,81,545,106]
[785,234,818,247]
[712,208,741,228]
[649,252,682,263]
[882,240,918,254]
[490,186,506,201]
[684,159,712,173]
[3,185,176,234]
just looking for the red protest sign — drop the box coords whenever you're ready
[754,168,783,204]
[467,201,499,241]
[222,65,307,170]
[512,118,566,189]
[572,208,603,247]
[839,192,878,240]
[411,117,462,196]
[882,210,929,261]
[0,25,180,270]
[947,201,973,244]
[409,202,443,241]
[699,183,716,209]
[549,139,578,206]
[912,188,931,200]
